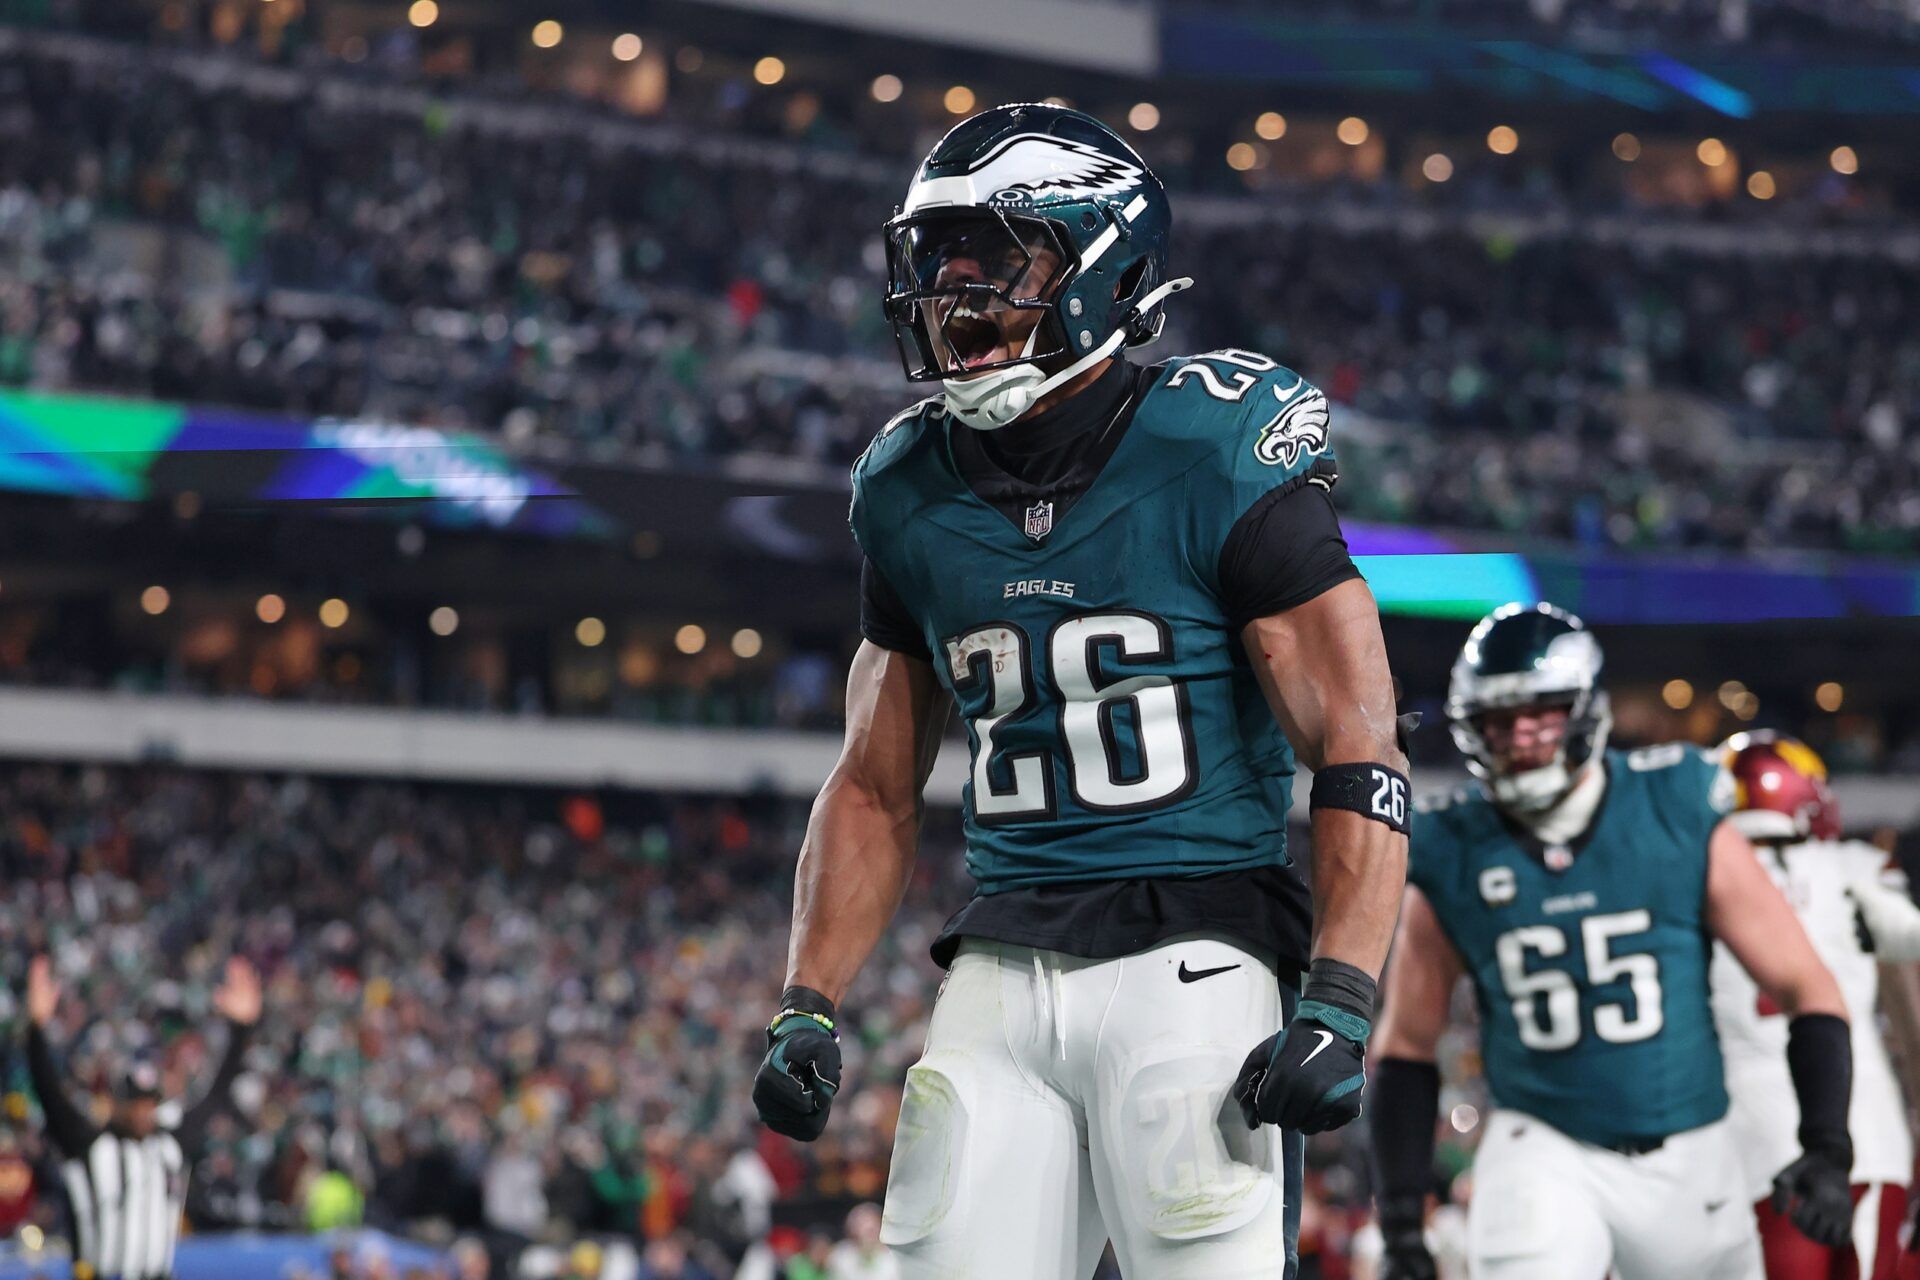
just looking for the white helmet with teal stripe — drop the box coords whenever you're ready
[1447,602,1613,813]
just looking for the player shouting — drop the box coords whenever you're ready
[751,103,1409,1279]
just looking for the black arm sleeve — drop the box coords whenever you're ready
[1369,1057,1441,1229]
[1786,1013,1853,1165]
[1217,473,1363,629]
[26,1025,99,1155]
[860,558,932,661]
[174,1020,251,1153]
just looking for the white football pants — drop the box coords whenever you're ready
[1468,1108,1762,1280]
[880,933,1302,1280]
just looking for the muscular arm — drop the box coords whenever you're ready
[1710,822,1856,1240]
[784,641,949,1004]
[1706,821,1845,1019]
[1369,886,1464,1257]
[1371,887,1465,1062]
[1242,577,1408,979]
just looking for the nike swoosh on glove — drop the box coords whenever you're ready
[1772,1150,1853,1248]
[752,1013,842,1142]
[1235,999,1369,1134]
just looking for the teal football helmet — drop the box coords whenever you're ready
[1447,602,1613,813]
[882,103,1191,430]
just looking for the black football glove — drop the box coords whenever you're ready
[751,988,842,1142]
[1376,1197,1437,1280]
[1381,1236,1438,1280]
[1235,999,1370,1134]
[1771,1148,1853,1248]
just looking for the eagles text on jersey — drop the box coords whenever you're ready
[1410,744,1734,1148]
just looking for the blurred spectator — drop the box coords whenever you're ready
[824,1204,895,1280]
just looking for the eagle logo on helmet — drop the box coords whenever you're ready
[905,134,1146,212]
[1254,382,1331,468]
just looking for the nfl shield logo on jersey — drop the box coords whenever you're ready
[1023,500,1054,541]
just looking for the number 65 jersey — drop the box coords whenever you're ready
[1409,746,1734,1148]
[851,352,1341,895]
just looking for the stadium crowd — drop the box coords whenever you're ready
[0,765,955,1277]
[0,763,1461,1276]
[0,37,1916,553]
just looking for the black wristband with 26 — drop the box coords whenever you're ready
[1310,762,1411,834]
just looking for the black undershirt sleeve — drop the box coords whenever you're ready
[26,1025,98,1155]
[859,558,932,661]
[1217,473,1363,629]
[1370,1057,1442,1230]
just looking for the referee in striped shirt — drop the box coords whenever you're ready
[25,954,261,1280]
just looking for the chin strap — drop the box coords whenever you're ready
[1128,276,1193,342]
[943,276,1196,432]
[943,328,1126,431]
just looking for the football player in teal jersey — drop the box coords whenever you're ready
[1370,604,1855,1280]
[748,104,1411,1279]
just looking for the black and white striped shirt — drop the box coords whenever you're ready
[28,1022,249,1280]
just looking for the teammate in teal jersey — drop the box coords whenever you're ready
[1370,603,1855,1280]
[748,104,1411,1280]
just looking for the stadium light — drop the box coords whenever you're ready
[256,594,286,625]
[1127,102,1160,132]
[944,85,975,115]
[1612,132,1641,162]
[530,19,562,48]
[1254,111,1286,141]
[1717,679,1747,710]
[731,628,764,659]
[1336,117,1368,146]
[1487,125,1518,155]
[141,586,171,616]
[1830,145,1859,175]
[429,606,459,637]
[1696,137,1728,167]
[576,617,607,647]
[319,598,350,629]
[1662,679,1694,710]
[1746,170,1776,200]
[611,33,642,61]
[674,46,703,73]
[407,0,437,28]
[870,74,902,103]
[1422,153,1453,183]
[1815,681,1844,712]
[1225,142,1258,172]
[675,624,707,655]
[753,56,785,86]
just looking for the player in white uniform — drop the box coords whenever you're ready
[1710,732,1920,1280]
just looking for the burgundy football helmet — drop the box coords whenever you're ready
[1721,731,1841,842]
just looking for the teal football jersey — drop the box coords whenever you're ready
[850,351,1335,894]
[1410,745,1736,1147]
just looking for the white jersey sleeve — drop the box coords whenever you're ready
[1712,839,1915,1195]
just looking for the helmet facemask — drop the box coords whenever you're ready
[1446,617,1612,815]
[884,209,1074,383]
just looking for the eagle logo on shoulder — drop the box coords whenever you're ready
[1253,380,1330,468]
